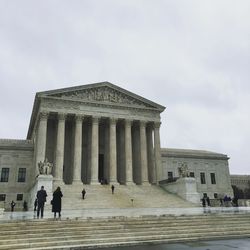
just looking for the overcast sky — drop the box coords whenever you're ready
[0,1,249,174]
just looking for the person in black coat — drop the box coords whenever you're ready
[10,200,16,212]
[51,186,63,219]
[111,185,115,194]
[36,186,47,218]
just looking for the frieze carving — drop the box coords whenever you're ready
[51,86,153,108]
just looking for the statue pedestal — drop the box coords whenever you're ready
[29,175,53,210]
[161,177,200,204]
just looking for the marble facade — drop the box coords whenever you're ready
[28,82,165,186]
[0,82,234,208]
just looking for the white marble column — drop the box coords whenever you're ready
[35,111,49,176]
[154,122,162,184]
[140,121,149,184]
[147,125,156,184]
[55,113,66,182]
[90,116,99,184]
[73,115,83,183]
[109,118,117,184]
[125,119,133,184]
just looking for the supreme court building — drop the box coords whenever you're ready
[0,82,233,208]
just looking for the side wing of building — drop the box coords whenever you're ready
[161,148,233,199]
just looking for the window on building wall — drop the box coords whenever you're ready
[200,172,206,184]
[0,168,9,182]
[168,171,173,180]
[214,193,218,198]
[190,172,195,177]
[18,168,26,182]
[210,173,216,184]
[0,194,6,201]
[17,194,23,201]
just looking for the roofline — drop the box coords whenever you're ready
[37,81,166,111]
[27,81,166,139]
[161,148,229,160]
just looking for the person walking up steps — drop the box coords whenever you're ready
[111,185,115,194]
[51,186,63,219]
[36,186,47,219]
[82,188,86,199]
[10,200,16,212]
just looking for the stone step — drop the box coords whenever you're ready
[49,184,194,209]
[0,231,250,250]
[2,213,250,229]
[1,214,250,249]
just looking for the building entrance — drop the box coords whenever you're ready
[98,154,104,183]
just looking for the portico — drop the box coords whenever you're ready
[28,82,165,186]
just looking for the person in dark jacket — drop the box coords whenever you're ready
[36,186,47,218]
[10,200,16,212]
[206,196,211,207]
[111,185,115,194]
[82,188,86,199]
[51,186,63,219]
[201,196,206,208]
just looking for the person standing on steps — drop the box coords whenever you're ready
[51,186,63,219]
[206,196,211,207]
[201,196,206,208]
[82,188,86,199]
[34,198,38,211]
[111,185,115,194]
[23,200,28,211]
[36,186,47,219]
[10,200,16,212]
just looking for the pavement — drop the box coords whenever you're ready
[1,206,250,221]
[93,239,250,250]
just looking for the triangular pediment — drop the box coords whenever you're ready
[38,82,165,110]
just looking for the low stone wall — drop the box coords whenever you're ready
[161,177,200,204]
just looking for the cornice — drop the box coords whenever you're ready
[161,148,229,160]
[42,96,163,113]
[0,139,34,151]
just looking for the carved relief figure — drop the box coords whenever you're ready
[53,86,151,107]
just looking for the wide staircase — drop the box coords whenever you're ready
[0,213,250,249]
[51,184,194,209]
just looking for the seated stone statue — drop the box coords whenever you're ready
[38,158,53,175]
[178,163,190,178]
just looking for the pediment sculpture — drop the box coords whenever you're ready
[178,163,190,178]
[38,158,53,175]
[52,86,153,108]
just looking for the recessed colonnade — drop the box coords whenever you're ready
[34,112,162,185]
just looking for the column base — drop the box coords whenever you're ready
[53,180,65,190]
[90,180,101,185]
[72,180,83,186]
[125,181,136,186]
[141,181,151,186]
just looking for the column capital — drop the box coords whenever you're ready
[39,111,49,120]
[58,113,67,121]
[110,117,117,125]
[92,116,99,124]
[75,114,84,122]
[154,121,161,129]
[140,120,147,127]
[125,119,133,126]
